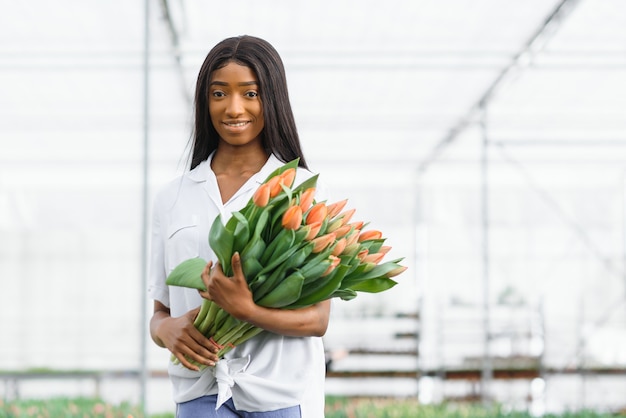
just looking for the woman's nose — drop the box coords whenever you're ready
[225,96,244,117]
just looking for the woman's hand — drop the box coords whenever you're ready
[150,301,220,371]
[200,253,255,321]
[201,252,331,337]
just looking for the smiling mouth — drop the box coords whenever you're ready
[224,121,249,127]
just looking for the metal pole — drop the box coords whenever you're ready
[480,102,493,404]
[139,0,150,413]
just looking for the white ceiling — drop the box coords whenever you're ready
[1,0,625,192]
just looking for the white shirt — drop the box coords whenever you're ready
[148,154,328,416]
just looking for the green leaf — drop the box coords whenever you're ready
[292,174,319,194]
[331,288,357,301]
[256,271,305,308]
[209,214,234,275]
[289,264,350,308]
[348,277,398,293]
[230,211,250,254]
[165,258,207,290]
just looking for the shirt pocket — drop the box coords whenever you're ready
[165,216,200,273]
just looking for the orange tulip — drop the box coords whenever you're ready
[362,252,385,265]
[331,238,347,256]
[322,255,341,276]
[337,208,356,226]
[303,221,323,241]
[347,221,364,231]
[299,188,316,212]
[311,232,336,253]
[356,249,369,262]
[306,203,328,226]
[341,242,360,256]
[252,183,271,207]
[345,231,360,246]
[358,230,383,242]
[386,265,408,278]
[331,224,352,239]
[326,199,348,219]
[267,175,283,198]
[282,205,303,230]
[379,245,392,255]
[325,218,343,233]
[280,168,296,189]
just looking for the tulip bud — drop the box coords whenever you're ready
[356,249,369,262]
[331,224,352,238]
[306,203,328,226]
[303,221,323,241]
[347,221,364,231]
[358,230,383,243]
[282,205,303,230]
[267,175,283,198]
[362,252,385,265]
[322,255,341,276]
[325,218,344,233]
[345,231,360,247]
[252,183,271,207]
[338,208,356,226]
[299,188,316,212]
[386,265,408,278]
[342,242,360,256]
[331,238,347,256]
[311,232,336,253]
[280,168,296,189]
[326,199,348,219]
[379,245,392,255]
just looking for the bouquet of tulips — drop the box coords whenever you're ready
[165,159,407,368]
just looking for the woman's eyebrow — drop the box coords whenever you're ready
[209,80,258,86]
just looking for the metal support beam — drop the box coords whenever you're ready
[139,0,150,413]
[416,0,580,175]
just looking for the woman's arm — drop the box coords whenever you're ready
[150,301,220,370]
[201,254,331,337]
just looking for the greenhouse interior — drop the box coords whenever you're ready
[1,0,626,416]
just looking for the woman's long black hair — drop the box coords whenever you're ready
[189,35,308,170]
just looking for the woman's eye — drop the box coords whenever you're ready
[245,91,259,98]
[212,91,225,98]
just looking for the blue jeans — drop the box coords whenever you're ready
[177,395,301,418]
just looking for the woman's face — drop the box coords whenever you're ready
[208,62,264,148]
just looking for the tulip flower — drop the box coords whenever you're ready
[326,199,348,219]
[322,255,341,276]
[330,224,352,238]
[331,238,347,256]
[337,208,356,226]
[311,232,336,253]
[379,245,392,255]
[306,202,328,226]
[280,168,296,189]
[362,252,385,265]
[299,188,316,212]
[386,265,408,278]
[341,242,361,256]
[347,221,364,232]
[358,230,383,242]
[345,230,360,246]
[303,221,322,241]
[252,183,271,208]
[282,205,303,230]
[266,175,283,198]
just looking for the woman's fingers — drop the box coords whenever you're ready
[199,260,213,300]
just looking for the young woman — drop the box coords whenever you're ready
[148,35,330,417]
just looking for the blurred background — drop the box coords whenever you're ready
[1,0,625,415]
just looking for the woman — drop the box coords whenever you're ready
[148,35,330,417]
